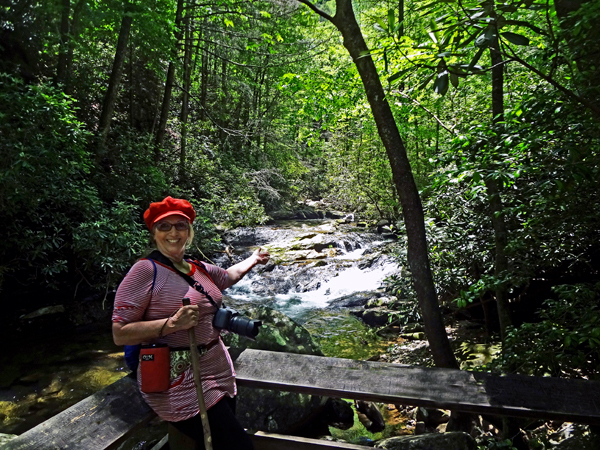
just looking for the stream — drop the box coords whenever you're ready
[0,218,400,446]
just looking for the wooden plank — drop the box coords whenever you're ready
[149,434,169,450]
[250,431,369,450]
[2,375,156,450]
[232,349,600,426]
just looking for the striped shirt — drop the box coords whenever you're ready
[112,258,236,422]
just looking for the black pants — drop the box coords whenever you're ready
[169,396,254,450]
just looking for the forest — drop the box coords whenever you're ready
[0,0,599,447]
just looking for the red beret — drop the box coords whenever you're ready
[143,196,196,230]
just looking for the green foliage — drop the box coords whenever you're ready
[490,283,600,379]
[0,75,95,290]
[72,198,148,294]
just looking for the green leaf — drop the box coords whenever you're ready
[376,18,388,33]
[450,72,459,87]
[433,72,449,95]
[388,8,395,31]
[388,69,409,83]
[474,26,496,48]
[467,47,486,71]
[429,18,440,44]
[501,32,530,46]
[418,73,435,90]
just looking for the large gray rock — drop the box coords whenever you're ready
[222,305,327,433]
[375,432,476,450]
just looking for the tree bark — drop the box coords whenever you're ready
[97,1,132,151]
[56,0,70,86]
[63,0,86,95]
[155,0,185,153]
[487,32,512,341]
[398,0,404,38]
[299,0,458,369]
[199,38,209,121]
[180,11,194,179]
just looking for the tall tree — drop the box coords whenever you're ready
[179,3,195,178]
[485,24,512,340]
[97,0,133,151]
[297,0,458,369]
[56,0,70,86]
[155,0,185,153]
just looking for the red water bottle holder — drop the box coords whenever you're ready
[140,344,170,393]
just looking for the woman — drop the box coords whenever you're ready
[112,196,269,449]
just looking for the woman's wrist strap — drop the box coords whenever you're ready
[158,309,179,338]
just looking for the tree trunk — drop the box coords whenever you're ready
[56,0,70,86]
[97,1,132,151]
[180,12,193,179]
[155,0,185,153]
[487,32,512,341]
[300,0,457,369]
[398,0,404,38]
[64,0,85,95]
[199,33,209,121]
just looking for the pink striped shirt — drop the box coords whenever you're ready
[112,258,236,422]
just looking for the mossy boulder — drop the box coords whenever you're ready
[222,305,322,355]
[222,305,327,433]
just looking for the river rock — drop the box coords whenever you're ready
[328,292,374,308]
[0,434,17,445]
[222,305,326,433]
[366,296,396,308]
[412,407,450,427]
[352,307,394,327]
[20,305,65,319]
[375,431,476,450]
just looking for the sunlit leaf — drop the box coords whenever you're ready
[376,18,388,33]
[429,18,440,44]
[388,69,410,83]
[468,47,485,71]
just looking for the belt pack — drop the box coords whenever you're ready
[139,342,216,393]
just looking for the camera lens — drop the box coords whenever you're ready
[229,316,262,338]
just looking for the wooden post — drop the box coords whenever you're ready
[182,297,213,450]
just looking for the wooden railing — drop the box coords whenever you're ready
[3,349,600,450]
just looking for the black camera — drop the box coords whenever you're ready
[213,306,262,339]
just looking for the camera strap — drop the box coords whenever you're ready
[146,250,220,311]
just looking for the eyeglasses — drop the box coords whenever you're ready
[155,221,189,232]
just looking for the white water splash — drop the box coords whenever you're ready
[226,253,397,320]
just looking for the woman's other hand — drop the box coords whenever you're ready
[252,247,270,266]
[225,246,270,286]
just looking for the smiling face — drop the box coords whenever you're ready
[152,214,190,262]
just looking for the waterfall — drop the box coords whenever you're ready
[221,221,398,322]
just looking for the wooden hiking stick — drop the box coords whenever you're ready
[182,297,213,450]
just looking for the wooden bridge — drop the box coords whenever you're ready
[3,348,600,450]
